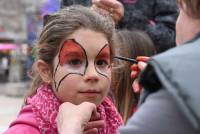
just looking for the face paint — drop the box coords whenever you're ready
[95,45,111,78]
[59,39,87,74]
[54,39,87,90]
[54,39,111,91]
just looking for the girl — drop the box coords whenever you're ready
[4,5,123,134]
[112,29,156,123]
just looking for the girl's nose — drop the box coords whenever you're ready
[83,63,99,82]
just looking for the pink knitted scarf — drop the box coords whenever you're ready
[27,84,123,134]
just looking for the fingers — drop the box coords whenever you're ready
[79,102,98,123]
[57,102,97,126]
[99,0,121,8]
[84,128,98,134]
[137,61,147,71]
[84,120,105,130]
[131,56,150,93]
[136,56,150,62]
[92,0,109,12]
[132,78,142,93]
[131,64,139,71]
[92,0,116,7]
[92,0,109,11]
[131,64,139,78]
[136,56,149,71]
[80,102,97,114]
[92,0,124,23]
[130,64,142,93]
[90,112,101,121]
[131,56,149,78]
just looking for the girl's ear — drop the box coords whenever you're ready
[36,60,52,84]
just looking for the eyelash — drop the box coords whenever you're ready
[96,59,109,67]
[64,58,110,68]
[67,59,83,66]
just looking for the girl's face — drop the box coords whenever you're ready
[53,28,112,106]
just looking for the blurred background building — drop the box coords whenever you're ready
[0,0,60,132]
[0,0,60,82]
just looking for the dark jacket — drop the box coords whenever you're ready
[118,0,178,53]
[119,33,200,134]
[60,0,91,8]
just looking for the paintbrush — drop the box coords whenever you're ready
[114,56,138,63]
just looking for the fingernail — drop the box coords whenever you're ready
[136,56,149,62]
[131,71,139,78]
[131,64,138,71]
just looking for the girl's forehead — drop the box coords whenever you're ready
[60,38,111,57]
[66,28,110,51]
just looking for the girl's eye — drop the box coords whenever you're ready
[96,59,109,68]
[67,59,82,67]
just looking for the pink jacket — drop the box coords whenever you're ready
[3,105,40,134]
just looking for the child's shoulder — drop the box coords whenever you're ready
[3,105,39,134]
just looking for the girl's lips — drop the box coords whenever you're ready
[79,89,100,93]
[79,90,101,97]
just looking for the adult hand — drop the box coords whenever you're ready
[84,112,105,134]
[131,56,149,93]
[92,0,124,23]
[57,102,102,134]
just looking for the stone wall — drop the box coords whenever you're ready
[0,0,38,42]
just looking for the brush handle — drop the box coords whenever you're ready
[114,56,137,63]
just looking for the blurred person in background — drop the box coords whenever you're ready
[61,0,178,53]
[22,46,34,81]
[0,54,9,82]
[112,29,156,123]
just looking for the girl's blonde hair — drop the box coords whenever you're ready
[25,5,115,103]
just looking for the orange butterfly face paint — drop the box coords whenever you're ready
[59,39,87,75]
[53,39,111,91]
[53,39,87,90]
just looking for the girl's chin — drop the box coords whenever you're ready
[79,99,103,106]
[61,96,104,106]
